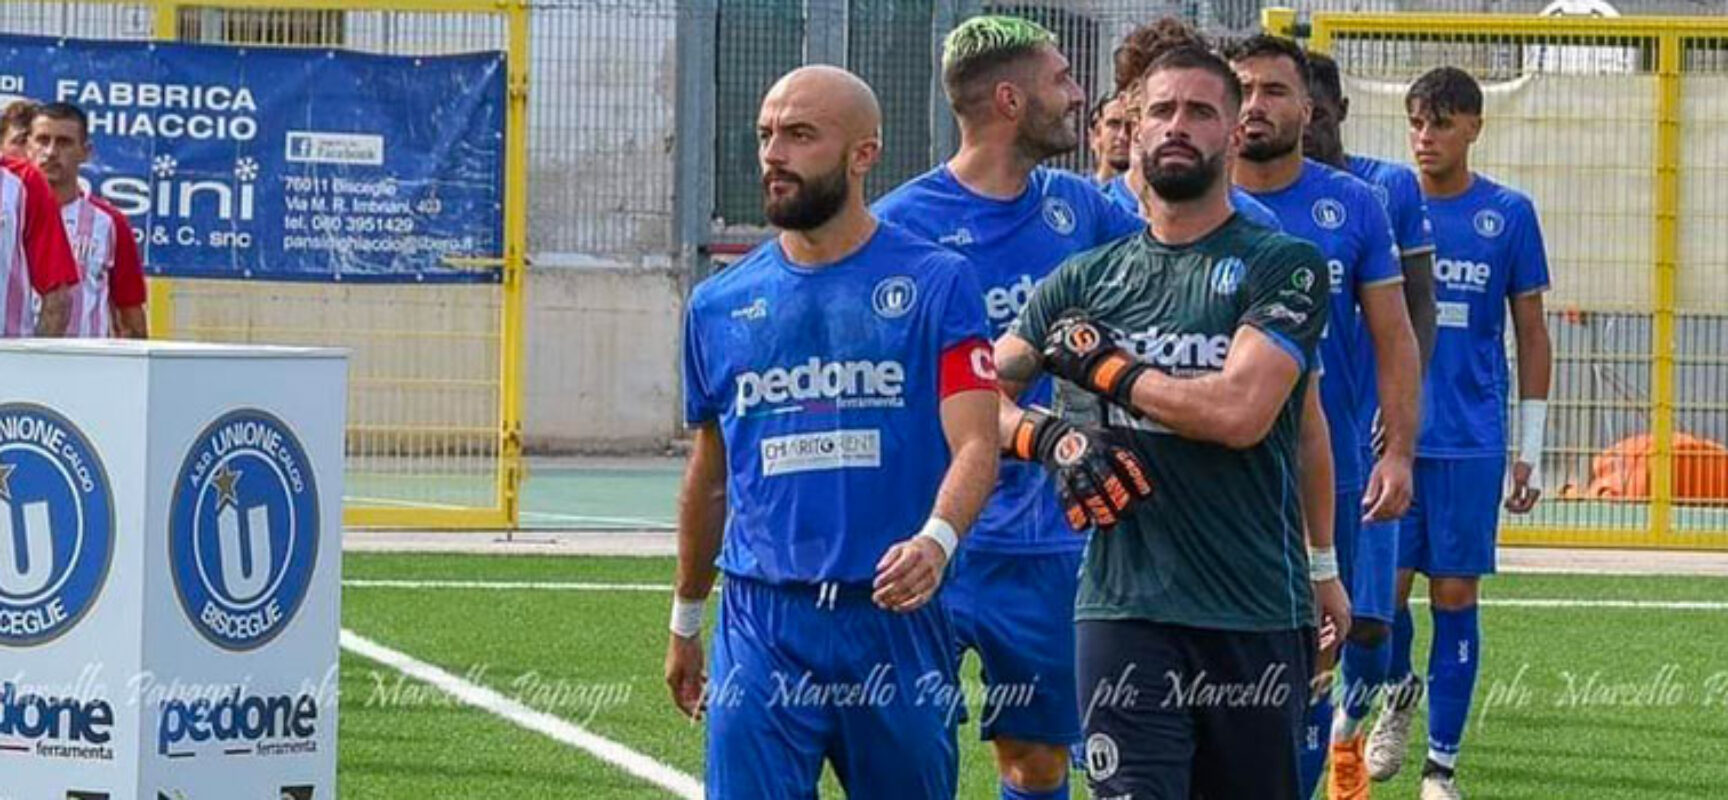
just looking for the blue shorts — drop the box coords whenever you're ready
[707,576,959,800]
[1335,486,1398,623]
[942,546,1083,745]
[1399,456,1506,578]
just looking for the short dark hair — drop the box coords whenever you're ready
[1306,50,1343,105]
[1113,16,1208,94]
[1,99,36,134]
[33,102,88,140]
[1143,44,1243,112]
[1224,34,1311,90]
[1087,92,1117,128]
[1405,66,1482,120]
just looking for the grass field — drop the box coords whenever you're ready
[336,552,1728,799]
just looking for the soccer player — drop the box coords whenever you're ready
[995,44,1349,799]
[2,116,77,338]
[1305,49,1443,793]
[872,16,1149,800]
[1101,17,1281,230]
[1226,35,1422,798]
[1088,93,1131,185]
[1367,66,1553,800]
[29,102,148,339]
[665,65,1001,800]
[2,100,35,158]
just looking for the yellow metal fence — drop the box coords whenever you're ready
[3,0,528,529]
[1270,10,1728,549]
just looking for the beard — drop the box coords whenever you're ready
[762,161,849,231]
[1016,97,1079,162]
[1142,142,1225,202]
[1238,120,1301,163]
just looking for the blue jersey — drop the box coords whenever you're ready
[1348,154,1436,446]
[1101,173,1285,231]
[874,165,1138,554]
[681,222,989,583]
[1245,160,1401,491]
[1420,174,1551,458]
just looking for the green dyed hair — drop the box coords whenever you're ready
[941,15,1057,115]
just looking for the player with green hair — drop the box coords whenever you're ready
[876,13,1153,800]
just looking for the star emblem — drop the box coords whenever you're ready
[0,461,14,503]
[211,463,242,509]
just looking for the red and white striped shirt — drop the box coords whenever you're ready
[1,155,79,337]
[60,192,147,338]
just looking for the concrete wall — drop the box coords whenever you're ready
[523,264,685,454]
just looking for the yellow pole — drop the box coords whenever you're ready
[147,2,181,340]
[1651,32,1681,542]
[495,0,530,528]
[1261,6,1299,39]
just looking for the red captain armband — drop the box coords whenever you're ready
[939,338,997,399]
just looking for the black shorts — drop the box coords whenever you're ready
[1076,619,1317,800]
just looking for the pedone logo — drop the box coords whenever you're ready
[1434,257,1491,291]
[732,359,906,416]
[0,681,115,759]
[984,274,1036,324]
[157,687,318,759]
[0,404,114,648]
[169,410,319,652]
[1327,259,1346,296]
[1122,327,1231,372]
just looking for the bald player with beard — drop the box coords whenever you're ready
[667,65,1000,800]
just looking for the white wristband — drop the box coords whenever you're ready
[1518,399,1548,487]
[915,517,959,561]
[669,595,705,639]
[1309,547,1340,582]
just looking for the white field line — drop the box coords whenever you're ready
[340,629,702,799]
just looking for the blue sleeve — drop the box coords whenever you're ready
[1095,185,1144,241]
[681,302,721,425]
[1356,192,1403,288]
[1508,197,1552,296]
[932,254,990,348]
[1230,187,1283,231]
[1393,174,1435,255]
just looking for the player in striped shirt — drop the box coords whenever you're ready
[2,99,35,159]
[28,102,147,339]
[1,102,77,338]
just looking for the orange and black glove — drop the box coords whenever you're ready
[1006,409,1154,532]
[1042,313,1149,410]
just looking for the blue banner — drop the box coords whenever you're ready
[0,34,505,283]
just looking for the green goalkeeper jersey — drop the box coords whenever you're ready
[1011,213,1331,632]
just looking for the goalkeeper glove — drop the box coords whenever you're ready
[1042,312,1150,410]
[1006,409,1154,532]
